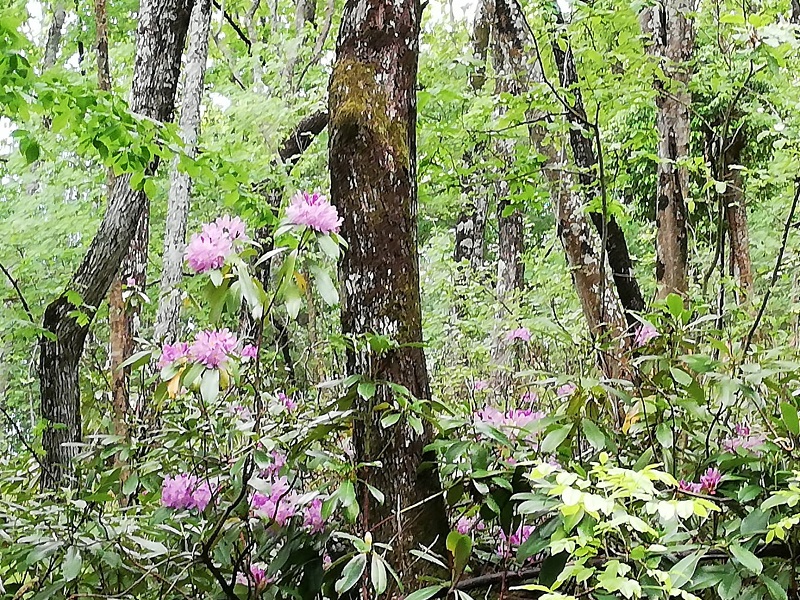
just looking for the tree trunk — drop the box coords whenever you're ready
[491,1,525,303]
[726,165,752,300]
[493,0,630,379]
[454,0,493,269]
[43,3,67,69]
[550,8,645,328]
[641,0,695,299]
[39,0,193,489]
[155,0,213,344]
[328,0,448,588]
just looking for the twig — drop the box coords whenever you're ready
[0,261,34,322]
[743,179,800,357]
[212,0,252,53]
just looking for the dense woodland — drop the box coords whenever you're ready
[4,0,800,597]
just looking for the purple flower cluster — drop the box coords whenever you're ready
[456,515,485,535]
[556,383,577,398]
[497,524,535,558]
[185,215,248,274]
[475,406,545,440]
[504,327,531,343]
[236,563,271,592]
[161,473,214,511]
[634,321,659,347]
[285,191,342,234]
[250,475,326,533]
[473,380,489,391]
[678,467,722,495]
[722,422,766,454]
[277,392,297,412]
[158,329,247,371]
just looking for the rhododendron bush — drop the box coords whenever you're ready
[4,202,800,600]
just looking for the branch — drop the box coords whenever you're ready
[0,261,34,323]
[212,0,252,53]
[743,179,800,357]
[277,109,329,164]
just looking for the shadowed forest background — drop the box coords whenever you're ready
[3,0,800,598]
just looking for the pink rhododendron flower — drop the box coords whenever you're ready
[285,191,342,234]
[557,383,577,397]
[212,215,248,241]
[634,321,659,347]
[228,403,253,422]
[185,215,247,273]
[304,498,325,533]
[161,473,214,511]
[723,422,766,454]
[474,406,545,440]
[505,327,531,343]
[473,380,489,391]
[158,342,190,369]
[261,450,287,477]
[251,476,299,525]
[456,515,485,535]
[700,467,722,495]
[277,392,297,412]
[240,344,258,360]
[236,563,271,591]
[497,524,535,558]
[185,228,233,274]
[678,480,702,494]
[521,390,539,404]
[189,328,238,368]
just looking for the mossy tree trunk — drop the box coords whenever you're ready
[328,0,448,589]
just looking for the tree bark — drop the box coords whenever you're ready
[641,0,695,299]
[328,0,448,587]
[155,0,213,344]
[726,165,752,300]
[550,7,645,327]
[39,0,193,489]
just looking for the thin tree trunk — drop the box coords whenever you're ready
[43,3,67,69]
[283,0,317,86]
[641,0,695,298]
[454,0,493,269]
[155,0,213,344]
[329,0,448,587]
[550,8,645,327]
[39,0,193,489]
[726,166,752,300]
[491,0,525,303]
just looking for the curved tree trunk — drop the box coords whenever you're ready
[641,0,695,298]
[155,0,213,344]
[39,0,193,489]
[550,7,645,328]
[328,0,448,588]
[492,0,630,379]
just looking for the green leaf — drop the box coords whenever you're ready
[122,471,139,496]
[63,546,82,582]
[730,543,762,575]
[200,368,220,403]
[130,536,168,556]
[283,281,303,320]
[656,423,673,448]
[371,553,387,595]
[446,531,472,580]
[317,234,341,259]
[541,424,572,454]
[718,572,742,600]
[403,586,447,600]
[780,401,799,436]
[581,418,606,450]
[335,554,367,595]
[358,381,377,400]
[119,349,152,371]
[670,550,704,588]
[762,576,788,600]
[310,263,339,306]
